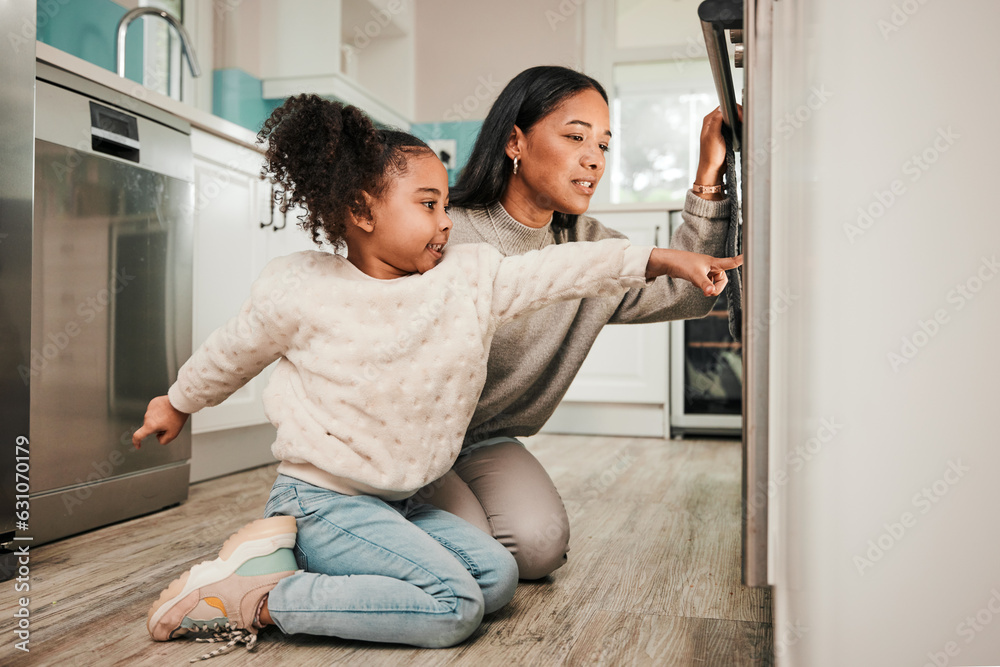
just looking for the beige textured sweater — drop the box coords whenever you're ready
[168,239,653,499]
[447,192,729,444]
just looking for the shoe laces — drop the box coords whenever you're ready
[187,621,258,662]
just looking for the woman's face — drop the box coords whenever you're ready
[507,88,611,219]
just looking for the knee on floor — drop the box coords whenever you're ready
[507,513,569,580]
[421,594,486,648]
[483,546,519,614]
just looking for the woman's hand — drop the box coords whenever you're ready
[132,395,190,448]
[646,248,743,297]
[694,104,743,201]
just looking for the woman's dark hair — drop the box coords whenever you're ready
[449,66,608,229]
[257,94,432,248]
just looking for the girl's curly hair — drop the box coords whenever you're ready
[257,94,432,248]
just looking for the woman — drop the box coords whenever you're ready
[418,66,734,580]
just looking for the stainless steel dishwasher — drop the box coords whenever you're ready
[29,63,193,544]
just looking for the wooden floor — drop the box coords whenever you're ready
[0,434,772,666]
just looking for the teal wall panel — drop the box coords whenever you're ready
[411,121,483,187]
[37,0,144,83]
[212,68,286,133]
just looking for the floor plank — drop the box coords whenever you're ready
[0,434,771,666]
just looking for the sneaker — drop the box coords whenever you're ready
[147,515,299,660]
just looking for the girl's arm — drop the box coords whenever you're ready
[132,395,189,448]
[133,252,309,447]
[132,295,285,448]
[481,238,740,326]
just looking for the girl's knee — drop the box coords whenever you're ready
[483,546,518,614]
[423,592,485,648]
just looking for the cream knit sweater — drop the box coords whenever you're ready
[168,239,652,499]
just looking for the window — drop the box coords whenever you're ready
[611,60,716,204]
[586,0,738,207]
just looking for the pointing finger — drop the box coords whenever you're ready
[717,255,743,271]
[132,424,151,449]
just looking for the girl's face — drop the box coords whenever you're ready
[356,151,452,279]
[505,88,611,222]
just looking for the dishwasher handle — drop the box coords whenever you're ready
[89,101,140,163]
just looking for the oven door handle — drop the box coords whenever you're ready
[699,0,774,588]
[699,0,743,151]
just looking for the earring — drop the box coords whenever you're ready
[512,156,520,175]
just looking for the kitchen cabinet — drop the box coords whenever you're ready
[189,128,316,435]
[543,210,671,437]
[252,0,414,128]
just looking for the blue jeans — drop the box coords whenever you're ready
[262,474,518,648]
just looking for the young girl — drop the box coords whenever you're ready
[133,94,741,660]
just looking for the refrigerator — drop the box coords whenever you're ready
[704,0,1000,663]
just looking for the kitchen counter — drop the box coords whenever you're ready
[37,41,261,151]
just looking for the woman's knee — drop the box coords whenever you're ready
[415,470,492,535]
[507,509,570,580]
[453,440,572,580]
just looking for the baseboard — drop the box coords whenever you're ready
[190,422,278,483]
[541,402,666,438]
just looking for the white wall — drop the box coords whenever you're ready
[213,0,264,77]
[614,0,705,49]
[413,0,582,123]
[769,1,1000,665]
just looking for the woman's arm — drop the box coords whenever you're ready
[608,106,740,324]
[646,247,742,297]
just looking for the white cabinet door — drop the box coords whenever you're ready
[544,210,670,437]
[189,131,270,434]
[261,195,322,260]
[248,0,414,127]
